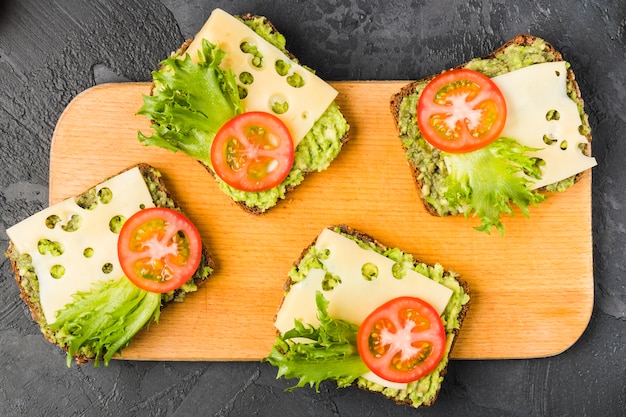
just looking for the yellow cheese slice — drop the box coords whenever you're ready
[6,167,155,324]
[275,229,453,332]
[184,8,338,146]
[491,61,597,189]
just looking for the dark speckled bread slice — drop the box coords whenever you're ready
[389,34,593,217]
[5,163,214,365]
[270,224,470,408]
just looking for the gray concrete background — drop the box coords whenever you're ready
[0,0,624,416]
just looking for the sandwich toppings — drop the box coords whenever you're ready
[137,39,242,169]
[5,165,211,366]
[357,297,446,384]
[396,39,598,234]
[273,229,453,333]
[118,207,203,293]
[210,111,295,192]
[417,68,507,153]
[5,167,156,324]
[138,9,349,211]
[267,227,470,408]
[182,9,338,146]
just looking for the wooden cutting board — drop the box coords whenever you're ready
[49,81,593,360]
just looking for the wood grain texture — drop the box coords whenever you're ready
[49,81,593,360]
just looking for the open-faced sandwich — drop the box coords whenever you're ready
[5,164,213,366]
[390,34,597,234]
[138,9,350,214]
[265,225,470,408]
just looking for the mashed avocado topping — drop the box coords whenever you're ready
[267,227,469,408]
[239,15,287,52]
[397,38,591,219]
[221,102,348,211]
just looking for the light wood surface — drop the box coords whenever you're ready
[49,81,593,360]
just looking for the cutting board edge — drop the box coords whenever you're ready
[47,80,596,361]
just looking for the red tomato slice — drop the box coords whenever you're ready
[417,68,507,153]
[211,111,294,192]
[357,297,446,383]
[117,207,202,293]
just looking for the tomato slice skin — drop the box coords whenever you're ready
[117,207,203,293]
[211,111,295,192]
[357,297,446,383]
[417,68,507,153]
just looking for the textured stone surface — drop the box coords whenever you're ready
[0,0,624,416]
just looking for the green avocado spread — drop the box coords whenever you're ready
[219,102,349,212]
[279,227,470,408]
[397,37,591,217]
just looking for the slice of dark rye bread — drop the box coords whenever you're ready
[389,34,593,217]
[153,13,350,215]
[5,163,214,364]
[276,224,470,408]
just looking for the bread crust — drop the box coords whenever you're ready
[6,163,214,365]
[277,224,470,407]
[389,34,593,217]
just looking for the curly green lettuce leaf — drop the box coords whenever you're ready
[137,39,242,166]
[50,277,161,367]
[265,291,368,391]
[444,137,546,235]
